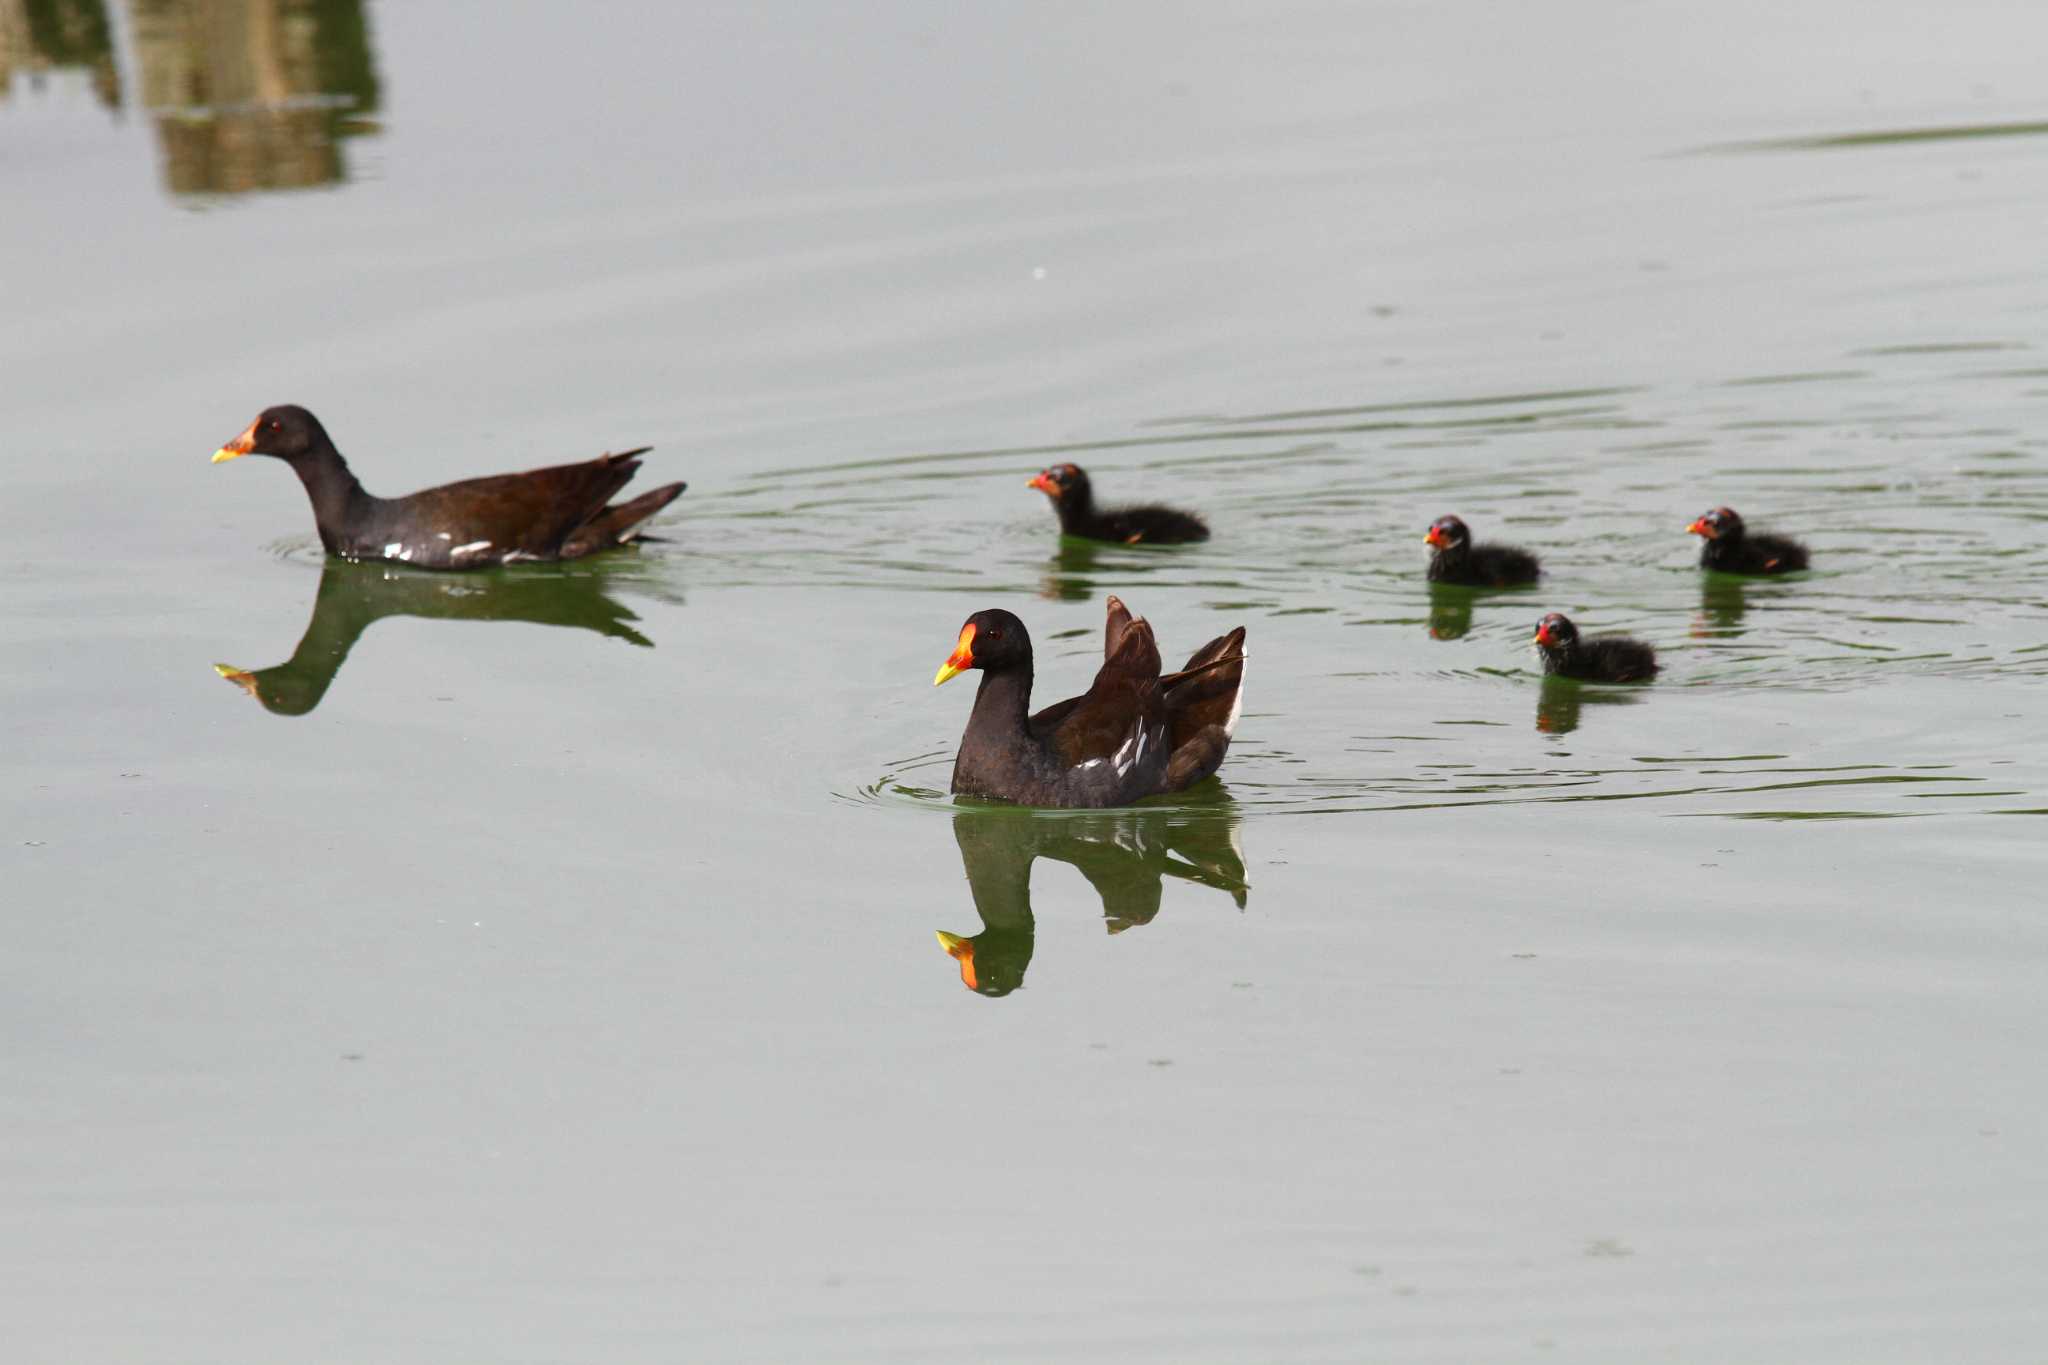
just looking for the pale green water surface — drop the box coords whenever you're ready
[4,2,2047,1360]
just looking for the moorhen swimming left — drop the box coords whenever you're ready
[1686,506,1809,575]
[1533,612,1658,682]
[932,596,1245,807]
[211,405,685,569]
[1028,463,1209,544]
[1424,514,1541,586]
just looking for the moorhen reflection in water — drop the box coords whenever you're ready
[1534,674,1648,736]
[213,558,660,715]
[935,802,1249,997]
[1037,536,1181,603]
[1426,581,1475,640]
[1694,574,1752,638]
[1039,535,1109,602]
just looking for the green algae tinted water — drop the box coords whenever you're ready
[3,3,2046,1360]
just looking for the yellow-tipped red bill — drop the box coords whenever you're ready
[213,662,258,696]
[933,622,977,685]
[935,930,977,991]
[211,420,259,463]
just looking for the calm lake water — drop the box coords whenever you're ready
[5,2,2047,1360]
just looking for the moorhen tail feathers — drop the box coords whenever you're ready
[211,405,683,569]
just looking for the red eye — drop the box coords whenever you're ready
[267,420,280,430]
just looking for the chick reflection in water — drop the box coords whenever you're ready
[1038,536,1166,602]
[213,558,658,715]
[1534,675,1647,736]
[934,802,1248,997]
[1426,582,1475,640]
[1693,574,1752,639]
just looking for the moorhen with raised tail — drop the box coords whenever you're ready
[932,596,1245,807]
[211,405,685,569]
[1424,514,1541,586]
[1686,506,1809,575]
[1533,613,1658,682]
[1028,463,1208,544]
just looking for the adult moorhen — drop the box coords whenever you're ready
[931,596,1245,807]
[1532,612,1658,682]
[1424,514,1541,586]
[211,405,685,569]
[1686,506,1809,575]
[1027,463,1209,544]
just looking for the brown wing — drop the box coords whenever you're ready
[390,450,649,556]
[1041,605,1166,768]
[1103,595,1140,660]
[1029,596,1157,738]
[1101,598,1161,677]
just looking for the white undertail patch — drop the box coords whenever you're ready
[1224,655,1246,737]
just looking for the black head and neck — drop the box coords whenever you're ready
[212,405,365,546]
[1687,506,1745,565]
[933,608,1035,727]
[1028,463,1094,531]
[1532,612,1580,674]
[1424,514,1471,571]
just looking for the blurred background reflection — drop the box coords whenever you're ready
[0,0,119,106]
[1,0,379,195]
